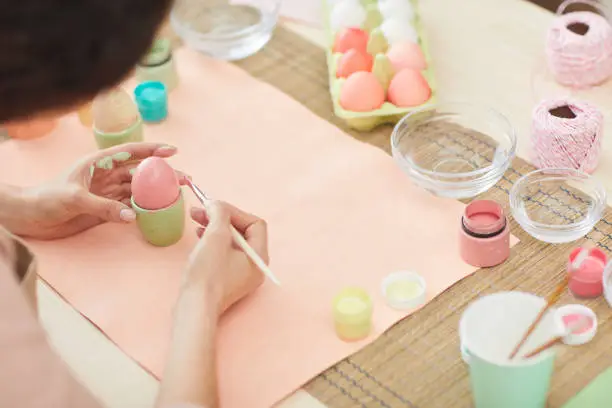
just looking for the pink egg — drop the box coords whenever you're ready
[336,49,373,78]
[387,69,431,107]
[333,28,369,54]
[339,72,385,112]
[131,157,180,210]
[386,41,427,72]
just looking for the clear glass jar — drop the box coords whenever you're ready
[170,0,280,61]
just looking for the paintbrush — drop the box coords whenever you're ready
[521,316,591,359]
[183,178,281,286]
[508,248,589,359]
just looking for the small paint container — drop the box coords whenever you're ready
[134,81,168,123]
[135,39,178,92]
[130,191,185,247]
[568,247,606,299]
[333,287,373,342]
[381,271,426,310]
[555,304,597,346]
[459,200,510,267]
[93,119,144,149]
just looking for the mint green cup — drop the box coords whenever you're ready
[93,119,144,149]
[460,292,563,408]
[131,192,185,247]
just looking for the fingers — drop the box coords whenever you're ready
[192,201,269,261]
[175,170,189,185]
[93,142,178,163]
[219,203,268,258]
[69,143,178,180]
[70,190,136,223]
[190,207,209,227]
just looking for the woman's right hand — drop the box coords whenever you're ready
[184,201,268,315]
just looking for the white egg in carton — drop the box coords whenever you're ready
[330,0,418,45]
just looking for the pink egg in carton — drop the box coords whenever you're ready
[324,0,437,131]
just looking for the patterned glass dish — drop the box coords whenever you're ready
[391,102,516,199]
[510,168,606,243]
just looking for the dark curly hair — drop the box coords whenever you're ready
[0,0,174,123]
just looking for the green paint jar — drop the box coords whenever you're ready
[131,191,185,247]
[136,58,178,92]
[93,119,144,149]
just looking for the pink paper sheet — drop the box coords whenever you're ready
[0,49,503,408]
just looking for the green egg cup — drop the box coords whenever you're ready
[93,119,144,149]
[131,191,185,247]
[324,0,437,131]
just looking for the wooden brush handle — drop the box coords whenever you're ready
[508,306,548,359]
[522,336,563,359]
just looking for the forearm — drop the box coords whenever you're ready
[0,184,27,235]
[0,230,103,408]
[156,283,220,408]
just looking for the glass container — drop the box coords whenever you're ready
[170,0,280,61]
[509,168,605,243]
[391,102,516,199]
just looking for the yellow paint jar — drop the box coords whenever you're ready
[333,287,373,342]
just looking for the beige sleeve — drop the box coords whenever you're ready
[0,228,103,408]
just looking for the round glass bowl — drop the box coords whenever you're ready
[510,168,606,243]
[391,102,516,199]
[170,0,280,61]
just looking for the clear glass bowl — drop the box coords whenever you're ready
[390,102,516,199]
[510,168,606,243]
[170,0,280,61]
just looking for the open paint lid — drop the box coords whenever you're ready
[555,304,598,346]
[381,271,427,310]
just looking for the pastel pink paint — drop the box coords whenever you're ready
[562,313,594,334]
[131,157,180,210]
[568,247,606,298]
[459,200,510,268]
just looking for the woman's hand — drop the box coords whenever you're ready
[184,201,268,315]
[13,142,184,240]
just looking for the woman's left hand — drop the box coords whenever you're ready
[15,142,185,240]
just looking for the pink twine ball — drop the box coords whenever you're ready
[546,11,612,88]
[531,99,603,173]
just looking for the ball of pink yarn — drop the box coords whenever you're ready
[546,10,612,88]
[531,98,603,173]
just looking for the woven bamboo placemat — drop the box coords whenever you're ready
[233,27,612,407]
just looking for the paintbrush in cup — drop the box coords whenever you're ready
[508,248,589,359]
[183,178,281,286]
[521,316,591,359]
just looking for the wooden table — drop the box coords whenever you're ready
[39,0,610,407]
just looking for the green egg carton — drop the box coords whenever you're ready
[324,0,437,131]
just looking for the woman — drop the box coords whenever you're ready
[0,1,266,407]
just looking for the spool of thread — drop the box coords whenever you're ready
[546,0,612,88]
[531,98,603,173]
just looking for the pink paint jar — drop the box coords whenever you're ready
[568,247,606,298]
[459,200,511,267]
